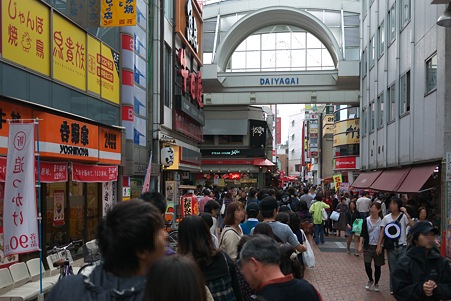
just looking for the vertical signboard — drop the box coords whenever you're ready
[276,117,281,145]
[4,123,39,256]
[1,0,50,75]
[52,13,86,91]
[100,43,120,103]
[249,120,267,149]
[87,35,101,96]
[101,0,137,27]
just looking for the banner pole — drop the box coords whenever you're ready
[35,119,44,301]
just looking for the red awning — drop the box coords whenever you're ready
[370,168,411,192]
[253,158,275,167]
[396,163,438,193]
[351,171,382,189]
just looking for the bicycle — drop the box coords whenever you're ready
[77,239,102,276]
[165,221,178,251]
[48,240,83,279]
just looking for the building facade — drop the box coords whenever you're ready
[359,0,451,239]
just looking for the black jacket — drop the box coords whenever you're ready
[393,246,451,301]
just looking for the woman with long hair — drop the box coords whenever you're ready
[143,255,210,301]
[333,197,348,237]
[220,202,245,260]
[346,200,360,255]
[358,202,384,292]
[178,215,243,301]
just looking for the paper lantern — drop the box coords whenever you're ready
[161,147,175,167]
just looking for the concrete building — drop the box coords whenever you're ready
[358,0,451,234]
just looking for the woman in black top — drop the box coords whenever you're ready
[346,200,360,255]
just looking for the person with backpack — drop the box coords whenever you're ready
[376,198,414,295]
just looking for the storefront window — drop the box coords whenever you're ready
[86,183,99,241]
[69,180,85,241]
[45,182,68,249]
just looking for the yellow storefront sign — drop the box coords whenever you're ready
[334,119,360,135]
[333,174,342,192]
[53,13,86,91]
[333,132,360,147]
[101,0,137,27]
[1,0,50,75]
[164,146,180,170]
[87,35,101,96]
[100,43,120,104]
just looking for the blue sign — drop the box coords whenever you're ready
[260,77,300,86]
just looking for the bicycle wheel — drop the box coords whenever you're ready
[167,230,178,251]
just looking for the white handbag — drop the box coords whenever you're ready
[321,208,328,221]
[330,210,340,221]
[301,230,315,268]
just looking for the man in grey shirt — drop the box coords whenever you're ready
[356,191,372,218]
[300,187,314,209]
[258,196,306,253]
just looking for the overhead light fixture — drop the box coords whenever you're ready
[437,2,451,27]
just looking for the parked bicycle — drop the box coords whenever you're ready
[77,239,102,276]
[48,240,83,279]
[165,221,178,251]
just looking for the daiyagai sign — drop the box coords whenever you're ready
[260,77,300,86]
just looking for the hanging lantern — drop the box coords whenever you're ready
[161,147,175,167]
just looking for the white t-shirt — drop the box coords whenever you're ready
[381,213,409,246]
[356,197,371,212]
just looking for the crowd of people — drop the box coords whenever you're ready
[46,185,450,301]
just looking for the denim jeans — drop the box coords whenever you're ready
[387,244,406,290]
[314,223,324,244]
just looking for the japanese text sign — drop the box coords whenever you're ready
[333,174,342,192]
[72,163,117,182]
[0,157,67,183]
[99,127,122,165]
[35,112,99,162]
[4,123,39,256]
[0,100,33,155]
[1,0,50,76]
[101,0,137,27]
[53,13,86,91]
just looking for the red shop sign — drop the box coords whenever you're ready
[0,157,68,183]
[72,163,117,182]
[335,157,357,170]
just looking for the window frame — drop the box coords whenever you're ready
[425,53,438,95]
[362,48,368,78]
[362,107,368,136]
[401,0,411,29]
[387,82,396,123]
[378,21,385,59]
[388,3,396,45]
[377,93,384,129]
[369,101,375,133]
[369,35,375,69]
[399,70,411,116]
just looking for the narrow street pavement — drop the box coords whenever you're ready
[303,236,396,301]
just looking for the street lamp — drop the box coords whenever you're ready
[437,2,451,27]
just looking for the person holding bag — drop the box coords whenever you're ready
[346,200,360,255]
[309,194,330,245]
[358,202,384,292]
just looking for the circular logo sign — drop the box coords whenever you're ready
[13,131,27,151]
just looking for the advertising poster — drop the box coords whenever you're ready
[53,190,65,226]
[333,174,342,192]
[52,13,86,91]
[1,0,51,75]
[165,181,175,208]
[102,182,113,217]
[101,0,137,27]
[100,43,120,103]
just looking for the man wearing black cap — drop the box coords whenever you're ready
[240,203,260,235]
[392,221,451,301]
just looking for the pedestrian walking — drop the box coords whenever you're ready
[358,202,384,292]
[220,201,245,260]
[333,196,348,237]
[376,198,414,295]
[392,221,451,301]
[309,194,330,245]
[346,200,360,255]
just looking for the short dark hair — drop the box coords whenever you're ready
[248,188,258,198]
[144,255,207,301]
[224,202,244,225]
[140,191,167,214]
[97,199,163,276]
[275,212,290,225]
[240,235,280,265]
[204,199,220,214]
[199,213,213,228]
[253,223,274,239]
[390,198,403,211]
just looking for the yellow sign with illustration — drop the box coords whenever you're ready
[1,0,50,75]
[333,174,342,192]
[101,0,136,27]
[53,13,86,91]
[164,146,180,170]
[334,119,360,135]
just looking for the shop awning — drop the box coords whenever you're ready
[396,163,439,193]
[253,158,275,167]
[370,168,411,192]
[351,171,382,189]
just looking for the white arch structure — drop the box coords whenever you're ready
[202,5,360,105]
